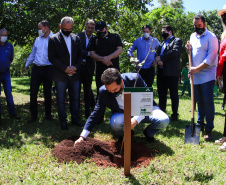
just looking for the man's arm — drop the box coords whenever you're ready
[9,44,14,63]
[189,63,209,74]
[127,40,136,57]
[48,36,68,73]
[102,46,123,64]
[23,40,37,74]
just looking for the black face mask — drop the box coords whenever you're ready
[112,87,123,97]
[194,27,205,35]
[162,32,169,40]
[97,31,106,38]
[61,30,72,37]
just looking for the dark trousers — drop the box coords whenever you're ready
[157,72,179,116]
[30,65,52,118]
[139,67,155,87]
[0,69,16,115]
[95,67,104,100]
[79,65,95,116]
[55,78,80,123]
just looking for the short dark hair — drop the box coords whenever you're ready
[193,14,205,24]
[101,68,122,85]
[142,25,151,31]
[162,25,174,35]
[39,20,50,29]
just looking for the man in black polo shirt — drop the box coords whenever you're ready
[90,21,123,98]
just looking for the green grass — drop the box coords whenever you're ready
[0,77,225,184]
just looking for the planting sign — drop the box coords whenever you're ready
[124,87,153,116]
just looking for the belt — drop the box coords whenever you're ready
[34,64,51,68]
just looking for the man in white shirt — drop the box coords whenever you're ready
[23,20,54,123]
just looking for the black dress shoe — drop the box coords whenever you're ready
[61,122,68,130]
[45,115,55,121]
[170,114,178,122]
[27,117,37,123]
[10,114,20,119]
[143,128,155,143]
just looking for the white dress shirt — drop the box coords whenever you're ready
[61,31,72,66]
[25,32,53,67]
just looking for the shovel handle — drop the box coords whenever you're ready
[187,41,195,120]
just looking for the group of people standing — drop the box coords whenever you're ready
[1,5,226,151]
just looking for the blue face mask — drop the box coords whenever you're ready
[112,87,123,97]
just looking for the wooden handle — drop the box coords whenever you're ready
[187,41,195,119]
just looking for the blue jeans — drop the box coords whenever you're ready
[194,80,215,131]
[110,106,169,137]
[55,78,80,123]
[0,70,16,115]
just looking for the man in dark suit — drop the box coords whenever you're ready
[155,25,182,121]
[77,19,95,118]
[74,68,169,145]
[48,16,83,130]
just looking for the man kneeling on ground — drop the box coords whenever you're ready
[74,68,169,145]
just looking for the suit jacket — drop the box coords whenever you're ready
[83,73,157,131]
[77,32,95,75]
[156,36,182,77]
[48,31,82,81]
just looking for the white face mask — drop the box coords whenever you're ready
[143,33,150,38]
[187,65,189,68]
[38,29,45,36]
[0,36,7,43]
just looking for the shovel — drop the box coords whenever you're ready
[184,42,201,145]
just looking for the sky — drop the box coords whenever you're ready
[149,0,224,13]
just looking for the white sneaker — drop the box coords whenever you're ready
[219,142,226,152]
[214,137,226,145]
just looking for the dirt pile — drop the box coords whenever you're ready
[52,136,155,168]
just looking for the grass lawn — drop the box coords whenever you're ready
[0,76,225,184]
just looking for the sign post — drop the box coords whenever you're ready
[123,87,153,176]
[124,92,131,176]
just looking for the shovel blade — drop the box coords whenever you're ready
[184,125,201,145]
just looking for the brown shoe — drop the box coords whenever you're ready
[204,131,213,141]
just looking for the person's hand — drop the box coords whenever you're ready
[123,117,138,131]
[189,66,198,74]
[155,56,161,62]
[158,61,163,66]
[185,42,192,53]
[65,66,77,76]
[152,60,158,67]
[74,136,85,146]
[22,67,27,74]
[102,56,113,66]
[130,117,138,130]
[217,76,223,81]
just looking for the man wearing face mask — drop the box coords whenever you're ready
[77,19,96,118]
[186,15,218,141]
[22,20,54,123]
[48,16,83,130]
[0,28,20,125]
[90,21,123,99]
[155,25,182,122]
[74,68,169,145]
[128,25,160,87]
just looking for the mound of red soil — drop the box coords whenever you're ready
[52,136,156,168]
